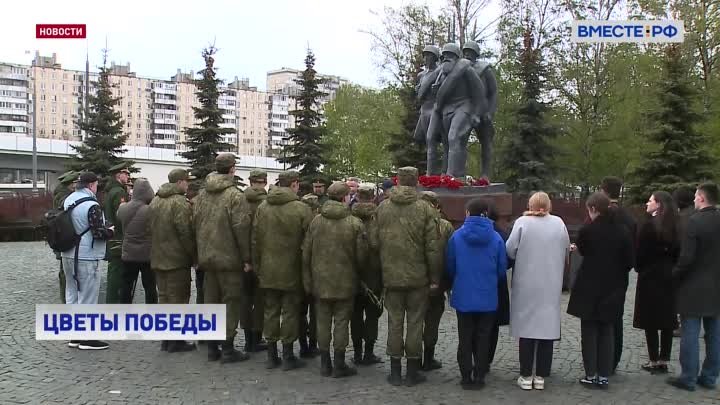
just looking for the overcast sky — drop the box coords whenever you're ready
[2,0,501,90]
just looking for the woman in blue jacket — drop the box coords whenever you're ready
[446,198,508,389]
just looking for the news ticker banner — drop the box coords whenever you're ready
[36,304,226,341]
[571,20,684,43]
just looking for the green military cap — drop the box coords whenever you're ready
[420,191,440,207]
[109,161,131,174]
[301,193,319,210]
[397,166,419,186]
[249,169,267,182]
[58,171,78,184]
[312,176,327,186]
[215,153,238,172]
[357,183,375,201]
[278,170,300,183]
[168,168,196,183]
[327,181,350,199]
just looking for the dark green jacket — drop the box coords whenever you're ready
[148,183,195,271]
[375,186,442,289]
[352,201,382,292]
[303,200,367,299]
[253,186,314,291]
[104,178,129,258]
[245,185,268,268]
[193,173,252,272]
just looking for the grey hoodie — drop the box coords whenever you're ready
[117,178,154,262]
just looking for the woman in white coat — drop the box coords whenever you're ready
[506,192,570,391]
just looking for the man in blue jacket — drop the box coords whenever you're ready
[446,198,507,389]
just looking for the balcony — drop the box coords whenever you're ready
[153,118,177,125]
[154,108,177,115]
[152,86,177,95]
[154,128,177,136]
[153,98,177,106]
[152,138,176,146]
[0,120,28,128]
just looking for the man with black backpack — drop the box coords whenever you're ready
[60,172,115,350]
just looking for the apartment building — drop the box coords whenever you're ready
[230,77,270,157]
[266,67,348,106]
[0,63,29,136]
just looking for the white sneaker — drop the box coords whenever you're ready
[517,376,533,390]
[533,376,545,390]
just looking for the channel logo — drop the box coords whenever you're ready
[571,20,684,43]
[36,24,87,39]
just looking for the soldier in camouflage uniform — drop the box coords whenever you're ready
[303,182,367,378]
[350,184,384,365]
[253,171,314,370]
[149,168,197,353]
[104,162,131,304]
[419,191,455,371]
[186,181,204,305]
[242,169,269,353]
[312,177,329,206]
[299,193,320,358]
[375,167,442,386]
[52,171,78,304]
[193,154,253,364]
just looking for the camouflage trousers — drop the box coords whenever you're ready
[204,271,244,341]
[264,289,301,345]
[155,268,191,305]
[423,294,446,347]
[385,287,429,359]
[316,298,354,352]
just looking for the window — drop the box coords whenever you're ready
[127,122,131,128]
[51,105,56,113]
[40,94,46,101]
[127,101,132,108]
[63,119,68,125]
[52,117,56,125]
[51,129,55,135]
[52,95,57,102]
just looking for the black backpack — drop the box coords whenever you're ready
[44,197,96,252]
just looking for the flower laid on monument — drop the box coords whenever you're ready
[419,175,465,190]
[471,177,490,187]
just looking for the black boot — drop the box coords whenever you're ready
[362,341,383,365]
[220,338,249,364]
[160,341,168,351]
[460,371,474,390]
[332,350,357,378]
[282,343,306,371]
[388,357,402,386]
[168,340,196,353]
[253,331,268,351]
[422,346,442,371]
[299,337,310,358]
[208,341,221,362]
[266,341,281,369]
[308,339,320,357]
[244,329,254,352]
[320,350,333,377]
[405,358,427,386]
[353,340,363,364]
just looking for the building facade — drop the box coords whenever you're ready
[0,63,29,136]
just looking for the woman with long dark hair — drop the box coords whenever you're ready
[634,191,680,374]
[567,192,634,389]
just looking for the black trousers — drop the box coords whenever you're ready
[645,329,673,362]
[120,261,157,304]
[457,311,495,380]
[195,268,204,304]
[519,338,554,377]
[488,322,500,368]
[581,319,614,378]
[299,294,317,346]
[614,312,623,370]
[351,294,382,346]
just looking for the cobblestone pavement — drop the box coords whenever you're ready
[1,242,717,405]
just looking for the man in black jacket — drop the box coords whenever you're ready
[668,183,720,391]
[600,177,637,374]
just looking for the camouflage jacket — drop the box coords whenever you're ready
[148,183,195,271]
[193,173,252,272]
[245,185,268,268]
[253,186,313,291]
[375,186,442,289]
[352,201,382,292]
[302,200,367,299]
[104,178,129,258]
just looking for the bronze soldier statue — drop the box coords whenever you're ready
[413,45,441,144]
[463,41,498,180]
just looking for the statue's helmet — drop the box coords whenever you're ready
[462,41,481,57]
[422,45,441,59]
[441,43,462,59]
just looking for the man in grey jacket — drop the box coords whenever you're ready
[668,183,720,391]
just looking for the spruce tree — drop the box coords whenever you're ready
[631,44,715,200]
[67,51,132,179]
[501,26,557,194]
[181,46,234,180]
[278,48,327,184]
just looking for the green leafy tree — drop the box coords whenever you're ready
[324,85,402,179]
[277,48,327,184]
[501,24,558,194]
[67,51,132,179]
[181,46,234,180]
[631,44,715,200]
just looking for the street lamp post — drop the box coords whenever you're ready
[31,65,38,192]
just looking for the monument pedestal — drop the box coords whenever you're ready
[419,183,512,229]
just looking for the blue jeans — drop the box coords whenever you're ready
[62,258,101,305]
[679,316,720,387]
